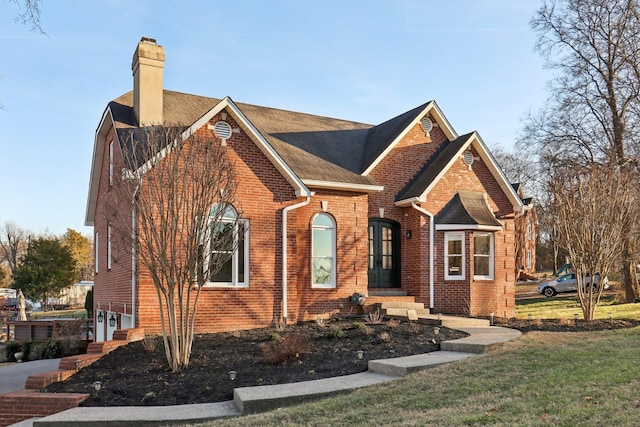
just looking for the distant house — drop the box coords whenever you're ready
[86,38,526,340]
[512,183,536,280]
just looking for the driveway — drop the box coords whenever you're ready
[0,357,60,393]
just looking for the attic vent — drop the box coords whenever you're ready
[213,121,232,140]
[463,151,475,168]
[421,117,433,137]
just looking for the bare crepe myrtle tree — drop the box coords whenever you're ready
[107,125,240,371]
[528,0,640,301]
[549,164,638,321]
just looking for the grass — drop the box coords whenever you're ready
[193,292,640,427]
[29,308,87,320]
[516,291,640,320]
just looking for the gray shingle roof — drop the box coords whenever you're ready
[109,90,378,187]
[435,191,502,227]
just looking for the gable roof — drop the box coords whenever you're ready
[435,190,503,231]
[86,88,521,225]
[361,101,457,175]
[395,131,523,210]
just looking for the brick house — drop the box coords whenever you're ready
[512,183,536,280]
[86,38,525,340]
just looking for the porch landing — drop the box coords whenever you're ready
[371,300,491,328]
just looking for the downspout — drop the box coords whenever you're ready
[131,185,140,328]
[411,202,435,313]
[282,196,311,325]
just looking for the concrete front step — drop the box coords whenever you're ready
[368,351,474,376]
[440,327,522,354]
[233,372,395,415]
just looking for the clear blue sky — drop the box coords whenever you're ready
[0,0,550,237]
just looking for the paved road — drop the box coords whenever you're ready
[0,358,60,393]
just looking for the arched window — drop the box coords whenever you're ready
[205,204,249,287]
[311,213,336,288]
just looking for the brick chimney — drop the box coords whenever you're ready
[132,37,164,126]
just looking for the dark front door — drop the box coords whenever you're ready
[368,219,400,288]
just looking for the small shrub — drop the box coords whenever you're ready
[409,322,421,334]
[387,319,401,329]
[378,332,392,343]
[326,327,344,339]
[260,333,311,364]
[366,309,384,324]
[45,338,62,359]
[5,341,21,362]
[265,331,281,341]
[560,317,575,326]
[351,321,366,330]
[363,326,374,336]
[142,336,158,352]
[29,342,47,361]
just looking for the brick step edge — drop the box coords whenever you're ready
[0,390,89,427]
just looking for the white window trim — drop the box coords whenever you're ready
[203,217,249,288]
[473,232,494,280]
[107,223,112,270]
[109,140,114,187]
[95,232,99,274]
[445,232,465,280]
[311,213,336,288]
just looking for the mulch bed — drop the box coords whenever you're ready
[43,316,640,407]
[43,318,465,406]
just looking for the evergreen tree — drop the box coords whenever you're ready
[13,237,76,310]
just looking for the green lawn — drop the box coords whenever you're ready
[29,308,87,320]
[516,293,640,320]
[195,296,640,426]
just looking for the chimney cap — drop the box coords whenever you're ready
[140,36,158,45]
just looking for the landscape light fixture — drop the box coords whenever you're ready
[93,381,102,391]
[228,370,237,381]
[356,350,364,360]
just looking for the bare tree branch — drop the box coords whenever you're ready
[106,125,240,371]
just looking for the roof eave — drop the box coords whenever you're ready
[395,196,426,207]
[302,179,384,193]
[435,224,503,231]
[85,107,115,226]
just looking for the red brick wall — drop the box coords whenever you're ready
[93,124,135,338]
[0,390,88,426]
[288,191,370,323]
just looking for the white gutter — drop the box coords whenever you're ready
[282,196,311,324]
[411,202,435,312]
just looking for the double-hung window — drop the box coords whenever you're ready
[205,204,249,287]
[473,232,494,280]
[312,213,336,288]
[445,232,465,280]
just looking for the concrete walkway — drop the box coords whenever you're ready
[14,325,521,426]
[0,359,61,395]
